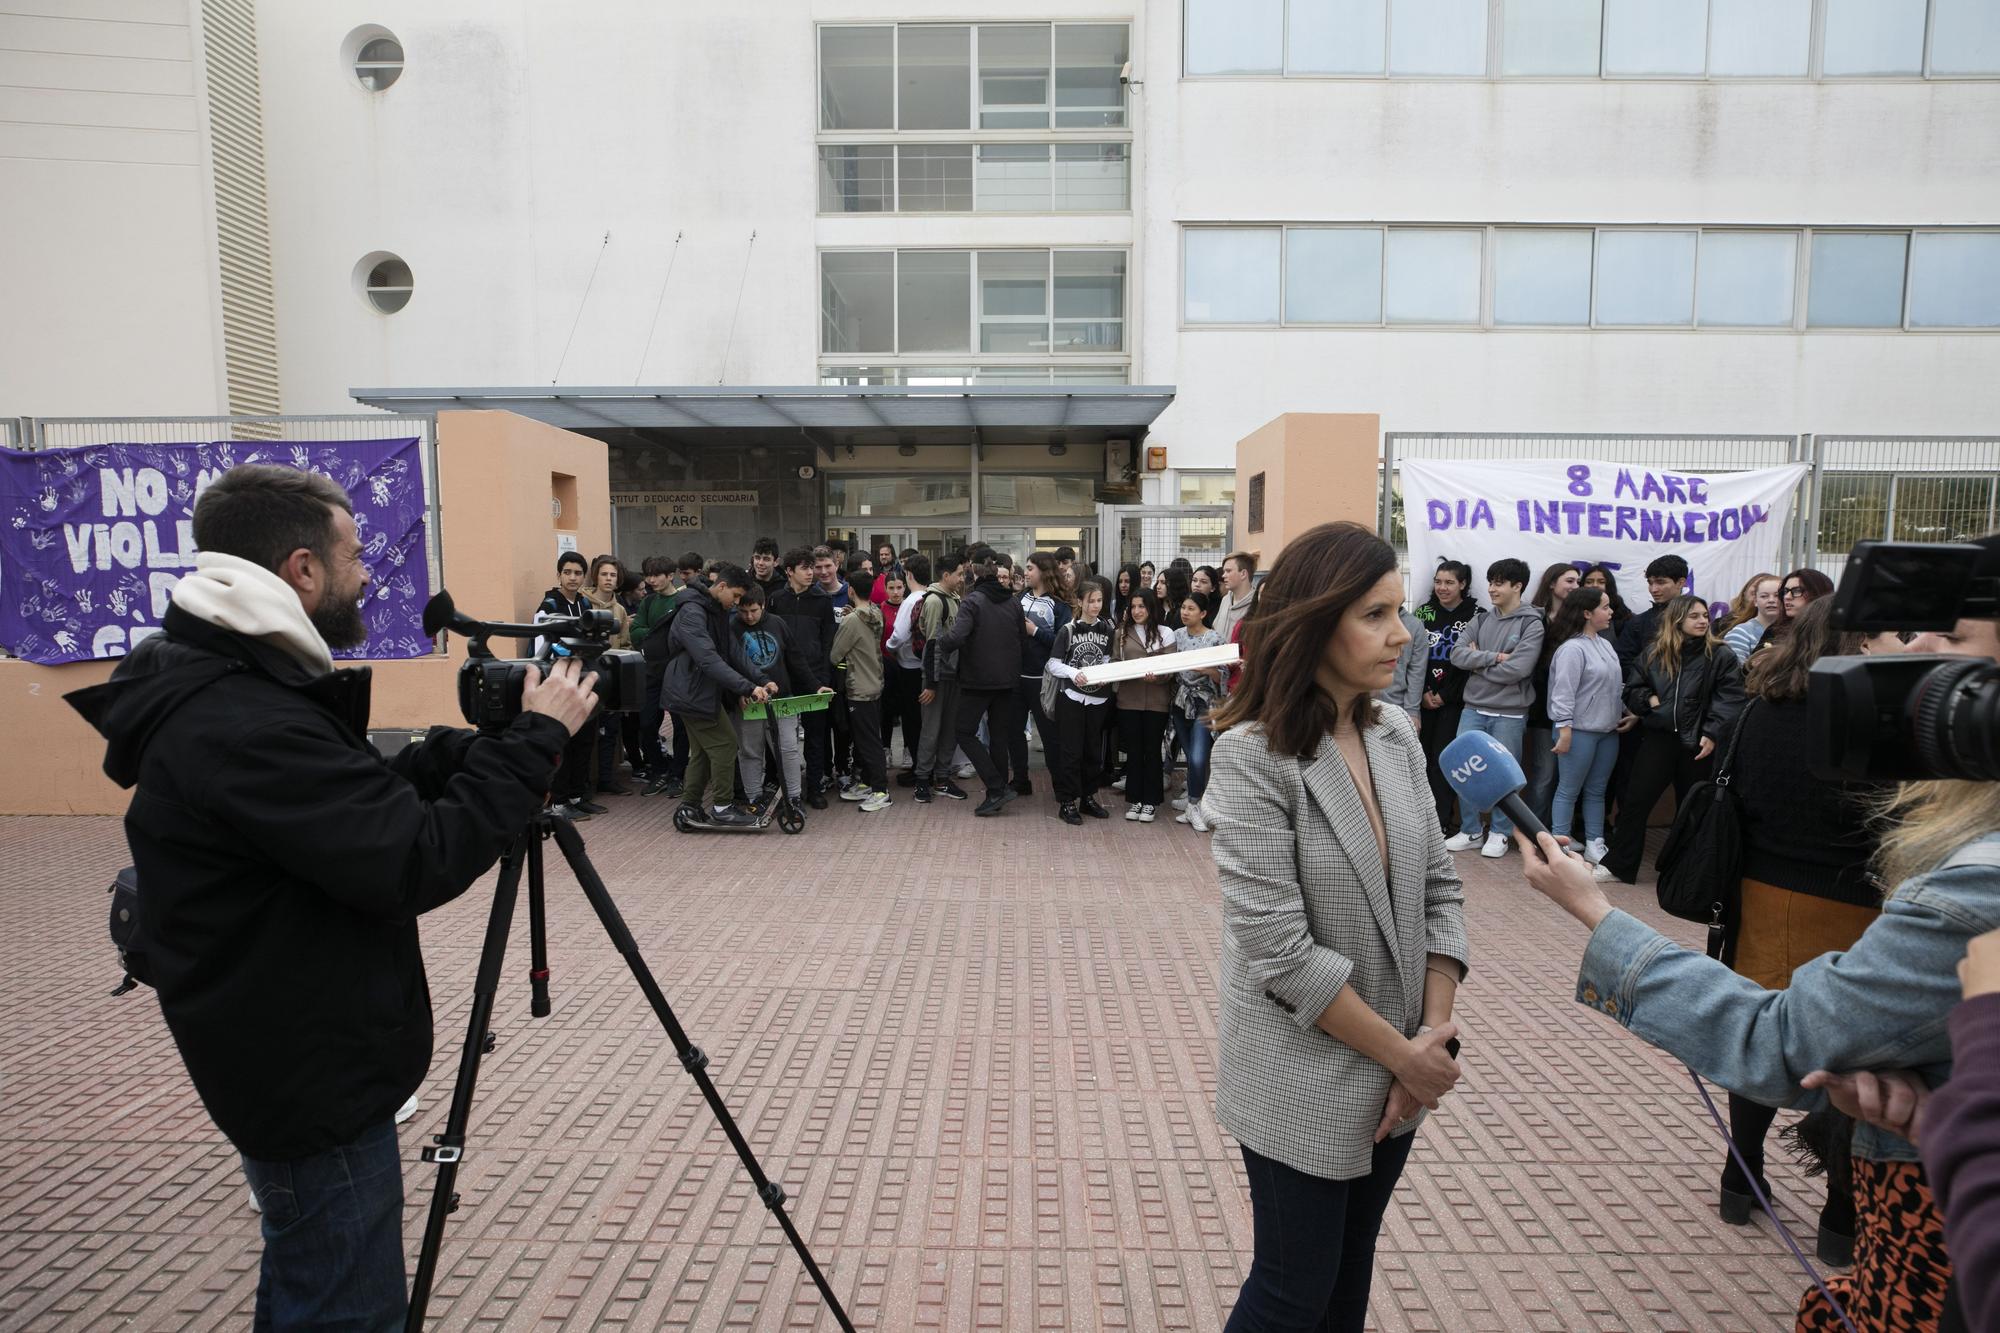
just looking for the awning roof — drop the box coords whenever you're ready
[349,385,1175,449]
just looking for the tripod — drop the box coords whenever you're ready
[404,809,855,1332]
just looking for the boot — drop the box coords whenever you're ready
[1817,1190,1856,1268]
[1719,1091,1777,1225]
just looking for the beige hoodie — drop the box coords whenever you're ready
[169,550,336,675]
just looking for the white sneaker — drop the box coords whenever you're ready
[247,1183,261,1214]
[1175,810,1192,824]
[1481,833,1508,858]
[394,1093,420,1125]
[1137,804,1157,823]
[1585,837,1609,864]
[956,763,977,780]
[1171,797,1189,812]
[860,790,892,812]
[840,784,869,801]
[1125,804,1142,821]
[1443,832,1478,852]
[1111,776,1127,792]
[1591,863,1615,881]
[1190,805,1210,833]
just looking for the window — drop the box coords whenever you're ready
[351,33,404,91]
[1055,252,1126,351]
[1807,233,1908,327]
[1289,0,1387,73]
[822,252,894,353]
[1185,229,1281,323]
[820,26,893,129]
[1931,0,2000,76]
[1054,143,1129,209]
[356,253,412,313]
[1055,25,1129,126]
[980,25,1051,127]
[897,145,974,211]
[1179,472,1238,505]
[1502,0,1603,75]
[898,251,972,352]
[898,26,971,130]
[819,145,893,213]
[1186,0,1283,74]
[1907,233,2000,327]
[979,251,1050,351]
[1285,228,1384,323]
[977,144,1051,211]
[1602,0,1708,76]
[1821,0,1926,75]
[1696,231,1797,326]
[1385,229,1482,323]
[1389,0,1488,75]
[1248,473,1266,534]
[1493,229,1593,325]
[1708,0,1810,76]
[1594,230,1697,324]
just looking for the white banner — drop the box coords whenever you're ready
[1402,458,1807,612]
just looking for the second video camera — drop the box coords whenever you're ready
[422,590,646,731]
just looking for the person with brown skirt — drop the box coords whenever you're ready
[1719,598,1884,1265]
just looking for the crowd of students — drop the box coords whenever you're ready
[530,539,1266,831]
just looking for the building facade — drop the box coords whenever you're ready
[6,0,1999,565]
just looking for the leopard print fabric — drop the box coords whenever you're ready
[1797,1158,1952,1332]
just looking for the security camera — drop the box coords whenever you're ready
[1120,60,1136,86]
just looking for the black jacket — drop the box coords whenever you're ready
[732,613,817,698]
[767,584,836,689]
[65,606,566,1161]
[1732,697,1884,907]
[1623,641,1746,749]
[938,575,1026,691]
[661,583,757,717]
[1415,595,1479,707]
[1616,601,1666,671]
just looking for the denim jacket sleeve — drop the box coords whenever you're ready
[1574,835,2000,1128]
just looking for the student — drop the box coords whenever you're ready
[675,549,706,594]
[1582,564,1633,631]
[1109,586,1175,822]
[537,551,601,819]
[1048,578,1117,824]
[829,575,891,811]
[1414,560,1480,836]
[1521,563,1583,825]
[728,582,821,813]
[1718,571,1775,636]
[1011,552,1071,797]
[881,559,928,781]
[1138,560,1156,592]
[1171,591,1225,832]
[905,552,970,803]
[750,537,783,597]
[1601,594,1747,884]
[584,555,635,796]
[1545,586,1626,876]
[814,545,852,616]
[1445,558,1545,858]
[631,556,685,798]
[769,547,838,807]
[1723,574,1782,665]
[663,564,774,828]
[939,553,1029,817]
[1615,553,1690,671]
[877,570,916,772]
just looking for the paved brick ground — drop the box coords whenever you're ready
[2,790,1824,1330]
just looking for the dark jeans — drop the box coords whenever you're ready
[1050,694,1108,804]
[803,707,832,790]
[1119,708,1169,806]
[830,694,853,777]
[1225,1133,1417,1333]
[956,687,1015,794]
[556,725,594,801]
[849,694,887,792]
[1417,701,1464,835]
[1603,728,1712,883]
[1520,724,1558,827]
[884,663,923,765]
[240,1118,406,1332]
[1007,676,1053,788]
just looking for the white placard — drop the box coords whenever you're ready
[1074,642,1240,688]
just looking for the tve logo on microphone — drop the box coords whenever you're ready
[1448,752,1489,786]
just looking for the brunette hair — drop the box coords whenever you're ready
[587,554,622,587]
[1583,563,1632,619]
[1121,586,1169,650]
[1745,597,1860,703]
[1212,522,1397,756]
[1546,586,1607,652]
[1779,567,1836,615]
[1531,563,1580,615]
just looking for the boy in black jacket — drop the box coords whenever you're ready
[768,546,838,806]
[538,550,601,815]
[729,582,824,810]
[938,551,1031,816]
[662,564,774,827]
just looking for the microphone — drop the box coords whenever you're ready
[1439,731,1550,842]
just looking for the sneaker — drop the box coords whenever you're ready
[1125,804,1142,822]
[956,763,977,780]
[1585,837,1610,864]
[936,782,970,801]
[1481,833,1508,858]
[573,798,609,816]
[1443,832,1478,852]
[597,780,633,797]
[806,790,828,810]
[1190,805,1210,833]
[1591,863,1616,881]
[709,804,758,828]
[1137,804,1158,823]
[247,1183,261,1214]
[841,784,869,802]
[860,790,893,812]
[1111,776,1127,792]
[1079,797,1110,820]
[1171,797,1189,812]
[642,774,682,798]
[548,802,588,822]
[394,1094,420,1125]
[975,790,1009,817]
[1059,802,1083,825]
[1175,810,1192,824]
[914,785,933,804]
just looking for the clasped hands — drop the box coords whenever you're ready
[1375,1022,1462,1143]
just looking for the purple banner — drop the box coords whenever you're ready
[0,438,432,665]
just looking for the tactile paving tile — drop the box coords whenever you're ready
[3,803,1822,1329]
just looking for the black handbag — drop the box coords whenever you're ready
[1653,697,1756,928]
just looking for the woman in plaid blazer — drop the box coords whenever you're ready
[1207,522,1472,1333]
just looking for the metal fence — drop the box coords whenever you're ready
[15,413,444,597]
[1806,436,2000,583]
[1097,503,1234,571]
[0,419,20,449]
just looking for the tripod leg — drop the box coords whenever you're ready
[542,817,855,1333]
[405,832,526,1333]
[527,832,552,1018]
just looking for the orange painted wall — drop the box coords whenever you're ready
[1234,413,1382,563]
[0,411,609,815]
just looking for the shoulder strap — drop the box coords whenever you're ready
[1714,695,1756,783]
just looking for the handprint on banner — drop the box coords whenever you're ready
[371,474,395,508]
[16,634,43,659]
[107,587,131,618]
[393,572,417,599]
[168,452,190,476]
[52,629,77,655]
[74,587,92,614]
[362,530,391,562]
[170,476,194,505]
[118,571,147,606]
[66,478,90,506]
[28,528,56,551]
[290,445,313,470]
[37,486,57,512]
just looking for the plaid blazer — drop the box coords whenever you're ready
[1208,709,1470,1180]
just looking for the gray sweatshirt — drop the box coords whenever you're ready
[1376,610,1429,716]
[1546,633,1624,733]
[1449,603,1546,714]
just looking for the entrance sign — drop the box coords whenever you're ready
[1401,458,1807,612]
[611,489,761,535]
[0,438,432,664]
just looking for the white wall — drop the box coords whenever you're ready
[0,1,227,417]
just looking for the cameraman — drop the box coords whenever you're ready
[67,464,598,1331]
[1512,548,2000,1333]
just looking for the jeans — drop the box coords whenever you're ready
[1551,729,1619,844]
[914,682,960,785]
[1454,710,1528,837]
[733,712,803,801]
[240,1119,406,1333]
[1520,724,1558,827]
[1224,1133,1417,1333]
[1172,710,1213,803]
[1008,676,1052,788]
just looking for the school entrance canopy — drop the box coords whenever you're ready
[350,384,1176,454]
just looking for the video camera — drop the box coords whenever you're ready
[1810,539,2000,782]
[422,590,646,730]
